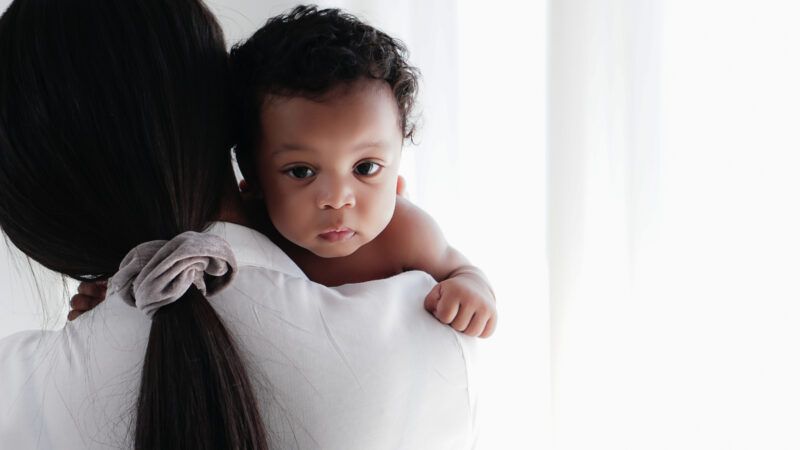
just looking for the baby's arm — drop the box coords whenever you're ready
[385,198,497,338]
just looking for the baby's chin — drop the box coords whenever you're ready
[303,234,365,258]
[307,240,363,258]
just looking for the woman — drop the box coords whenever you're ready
[0,0,476,449]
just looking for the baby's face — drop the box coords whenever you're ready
[254,78,403,258]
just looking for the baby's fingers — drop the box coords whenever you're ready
[68,281,107,322]
[463,311,492,337]
[433,298,460,325]
[70,293,103,312]
[67,310,85,322]
[479,316,497,338]
[450,303,478,332]
[424,284,442,313]
[77,280,107,300]
[68,291,104,322]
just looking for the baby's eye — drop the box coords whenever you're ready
[285,166,316,179]
[354,161,382,176]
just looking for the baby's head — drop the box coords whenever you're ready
[231,5,419,258]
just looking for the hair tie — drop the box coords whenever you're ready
[108,231,237,318]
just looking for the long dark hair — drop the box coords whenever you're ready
[0,0,267,448]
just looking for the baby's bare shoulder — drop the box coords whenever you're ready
[393,196,439,229]
[374,197,446,270]
[380,197,431,241]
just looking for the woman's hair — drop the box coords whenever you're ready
[230,4,420,177]
[0,0,267,448]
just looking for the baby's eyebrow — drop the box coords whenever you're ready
[352,141,385,151]
[272,141,388,156]
[272,143,314,155]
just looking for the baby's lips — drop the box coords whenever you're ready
[318,228,355,242]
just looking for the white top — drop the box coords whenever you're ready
[0,222,478,449]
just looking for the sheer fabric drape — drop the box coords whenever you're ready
[550,1,800,449]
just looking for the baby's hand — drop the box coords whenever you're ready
[67,280,107,321]
[424,275,497,338]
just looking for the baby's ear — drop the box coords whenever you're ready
[396,175,408,198]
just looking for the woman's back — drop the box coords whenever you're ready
[1,222,478,449]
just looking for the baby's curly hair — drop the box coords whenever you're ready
[230,4,420,171]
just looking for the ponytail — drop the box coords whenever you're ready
[136,287,267,450]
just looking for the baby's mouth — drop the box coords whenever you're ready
[318,227,355,242]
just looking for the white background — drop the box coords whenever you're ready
[549,1,800,449]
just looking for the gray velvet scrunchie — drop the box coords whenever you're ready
[108,231,237,318]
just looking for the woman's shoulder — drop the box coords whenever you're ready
[204,221,307,277]
[0,300,148,449]
[213,264,479,449]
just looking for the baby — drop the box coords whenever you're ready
[70,5,497,338]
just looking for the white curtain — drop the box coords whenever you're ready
[550,1,800,449]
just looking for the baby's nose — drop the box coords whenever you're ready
[316,179,356,209]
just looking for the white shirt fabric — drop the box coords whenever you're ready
[0,222,478,449]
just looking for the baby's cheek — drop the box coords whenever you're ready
[265,196,300,235]
[370,189,397,235]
